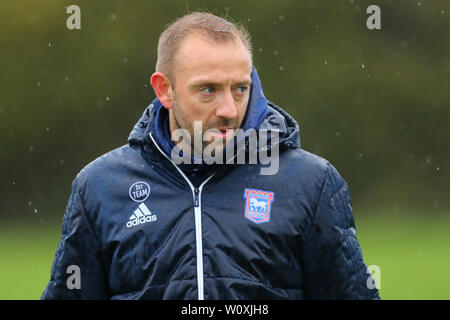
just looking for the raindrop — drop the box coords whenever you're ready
[123,57,128,63]
[279,66,284,71]
[45,127,50,132]
[436,166,440,171]
[258,48,263,52]
[106,97,110,101]
[397,122,407,131]
[362,64,365,69]
[29,146,34,152]
[48,43,51,47]
[324,60,328,65]
[273,50,278,55]
[278,15,284,21]
[417,1,421,6]
[432,98,441,107]
[36,81,41,86]
[64,76,69,81]
[109,13,117,21]
[28,201,32,206]
[60,159,65,165]
[34,208,38,214]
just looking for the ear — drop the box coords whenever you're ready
[150,72,174,110]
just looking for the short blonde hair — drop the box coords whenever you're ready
[156,12,252,81]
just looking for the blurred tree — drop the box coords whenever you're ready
[0,0,448,223]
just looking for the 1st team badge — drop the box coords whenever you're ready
[129,181,150,202]
[243,188,275,224]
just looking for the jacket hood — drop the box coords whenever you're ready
[128,67,301,153]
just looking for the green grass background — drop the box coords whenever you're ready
[1,210,449,300]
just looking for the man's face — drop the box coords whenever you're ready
[168,32,252,155]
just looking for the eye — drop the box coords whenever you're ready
[234,86,249,94]
[200,87,215,95]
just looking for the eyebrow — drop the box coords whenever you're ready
[188,79,252,90]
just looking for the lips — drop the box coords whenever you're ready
[208,128,233,138]
[214,130,228,137]
[218,128,234,135]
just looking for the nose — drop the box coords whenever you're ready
[215,90,237,120]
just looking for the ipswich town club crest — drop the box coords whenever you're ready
[243,188,275,224]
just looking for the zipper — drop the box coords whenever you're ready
[149,133,214,300]
[194,188,200,207]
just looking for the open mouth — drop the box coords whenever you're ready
[208,128,233,138]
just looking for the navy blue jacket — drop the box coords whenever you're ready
[42,68,380,300]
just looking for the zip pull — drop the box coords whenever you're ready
[194,187,200,207]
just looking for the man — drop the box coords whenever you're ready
[42,12,380,300]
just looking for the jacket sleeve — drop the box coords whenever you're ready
[41,178,110,299]
[302,163,380,300]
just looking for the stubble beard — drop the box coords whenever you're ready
[171,96,239,158]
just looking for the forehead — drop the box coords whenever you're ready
[173,32,252,84]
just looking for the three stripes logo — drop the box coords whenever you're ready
[126,203,157,228]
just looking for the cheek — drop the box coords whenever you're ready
[174,95,209,127]
[237,97,250,119]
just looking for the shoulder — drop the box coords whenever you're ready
[68,143,154,220]
[76,144,136,180]
[284,149,352,217]
[280,147,334,183]
[275,147,348,203]
[73,143,149,197]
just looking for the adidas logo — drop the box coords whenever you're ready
[126,203,157,228]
